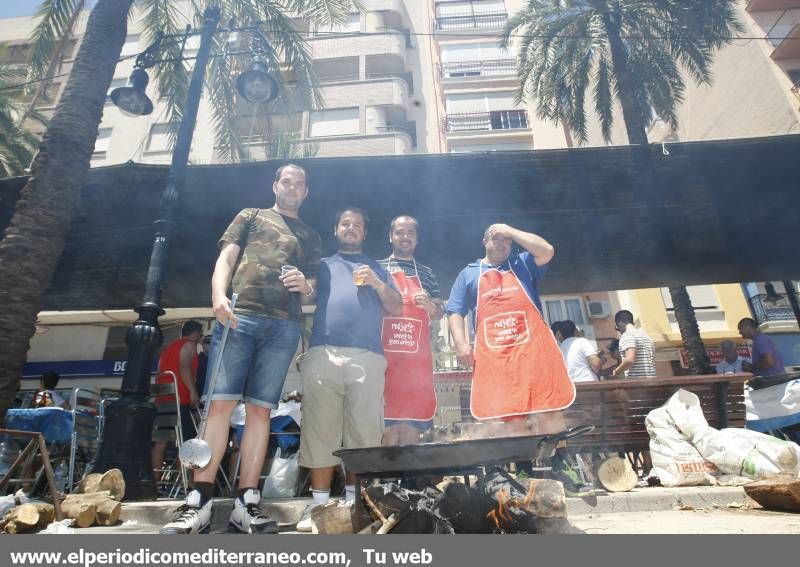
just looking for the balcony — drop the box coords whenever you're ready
[749,293,797,325]
[319,76,409,108]
[308,31,406,61]
[439,58,516,80]
[443,109,529,133]
[747,0,800,12]
[434,11,508,31]
[771,22,800,59]
[312,131,413,156]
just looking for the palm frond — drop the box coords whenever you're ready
[136,0,192,146]
[27,0,86,82]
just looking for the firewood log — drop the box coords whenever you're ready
[77,473,103,494]
[525,479,567,518]
[30,502,55,527]
[595,456,637,493]
[310,502,354,535]
[60,501,96,528]
[744,476,800,512]
[1,503,42,534]
[94,499,121,526]
[99,469,125,501]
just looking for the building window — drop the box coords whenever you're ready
[434,0,507,30]
[120,34,140,57]
[313,13,360,35]
[543,297,587,326]
[91,128,112,164]
[93,128,112,154]
[308,107,359,137]
[660,285,720,311]
[542,296,595,338]
[146,123,172,152]
[439,42,513,78]
[444,92,527,132]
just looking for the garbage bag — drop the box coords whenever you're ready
[262,447,299,498]
[646,389,718,486]
[646,389,800,487]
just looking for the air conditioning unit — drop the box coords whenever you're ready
[587,300,611,319]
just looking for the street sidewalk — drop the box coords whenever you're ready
[74,485,768,534]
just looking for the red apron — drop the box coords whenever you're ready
[471,264,574,420]
[381,263,437,421]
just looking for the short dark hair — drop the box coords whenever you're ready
[181,320,203,337]
[607,339,620,354]
[41,371,60,389]
[738,317,758,329]
[274,163,307,184]
[560,320,577,339]
[614,310,635,326]
[389,215,419,232]
[550,321,562,335]
[334,207,369,230]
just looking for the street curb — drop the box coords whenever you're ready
[566,486,757,515]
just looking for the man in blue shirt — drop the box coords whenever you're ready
[297,207,402,532]
[446,223,552,370]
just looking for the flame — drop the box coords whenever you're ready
[486,487,533,531]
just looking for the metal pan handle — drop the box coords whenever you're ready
[537,424,595,449]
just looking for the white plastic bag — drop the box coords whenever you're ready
[262,448,299,498]
[646,389,718,486]
[646,389,800,486]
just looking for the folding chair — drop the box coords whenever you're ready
[149,371,188,498]
[67,387,102,492]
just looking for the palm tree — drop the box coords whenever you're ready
[503,0,743,374]
[0,59,47,178]
[0,0,353,420]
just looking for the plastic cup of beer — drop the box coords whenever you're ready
[353,264,368,286]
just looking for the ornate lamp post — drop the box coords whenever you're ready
[93,7,279,499]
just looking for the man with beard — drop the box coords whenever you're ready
[161,164,320,535]
[297,207,402,532]
[378,215,443,445]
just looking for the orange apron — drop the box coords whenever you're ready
[471,263,574,420]
[381,261,437,421]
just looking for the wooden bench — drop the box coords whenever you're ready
[563,373,751,454]
[433,371,752,454]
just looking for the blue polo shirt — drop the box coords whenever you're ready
[446,251,547,317]
[310,252,395,354]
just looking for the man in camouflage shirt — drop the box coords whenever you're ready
[161,164,321,535]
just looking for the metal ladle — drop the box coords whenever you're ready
[179,293,237,470]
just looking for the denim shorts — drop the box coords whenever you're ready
[204,313,301,409]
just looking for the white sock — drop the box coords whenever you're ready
[311,489,330,506]
[345,485,356,503]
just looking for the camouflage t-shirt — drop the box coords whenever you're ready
[219,208,321,321]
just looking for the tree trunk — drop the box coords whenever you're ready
[601,5,708,372]
[0,0,134,422]
[670,287,711,374]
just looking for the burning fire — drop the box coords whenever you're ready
[486,483,536,531]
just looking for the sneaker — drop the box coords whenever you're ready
[229,488,278,534]
[160,490,212,535]
[296,503,322,533]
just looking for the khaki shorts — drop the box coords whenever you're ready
[299,346,387,468]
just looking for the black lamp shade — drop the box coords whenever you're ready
[110,68,154,116]
[236,61,279,103]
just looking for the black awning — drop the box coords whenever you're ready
[2,134,798,311]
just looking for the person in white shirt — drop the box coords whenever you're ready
[554,320,602,382]
[715,340,752,374]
